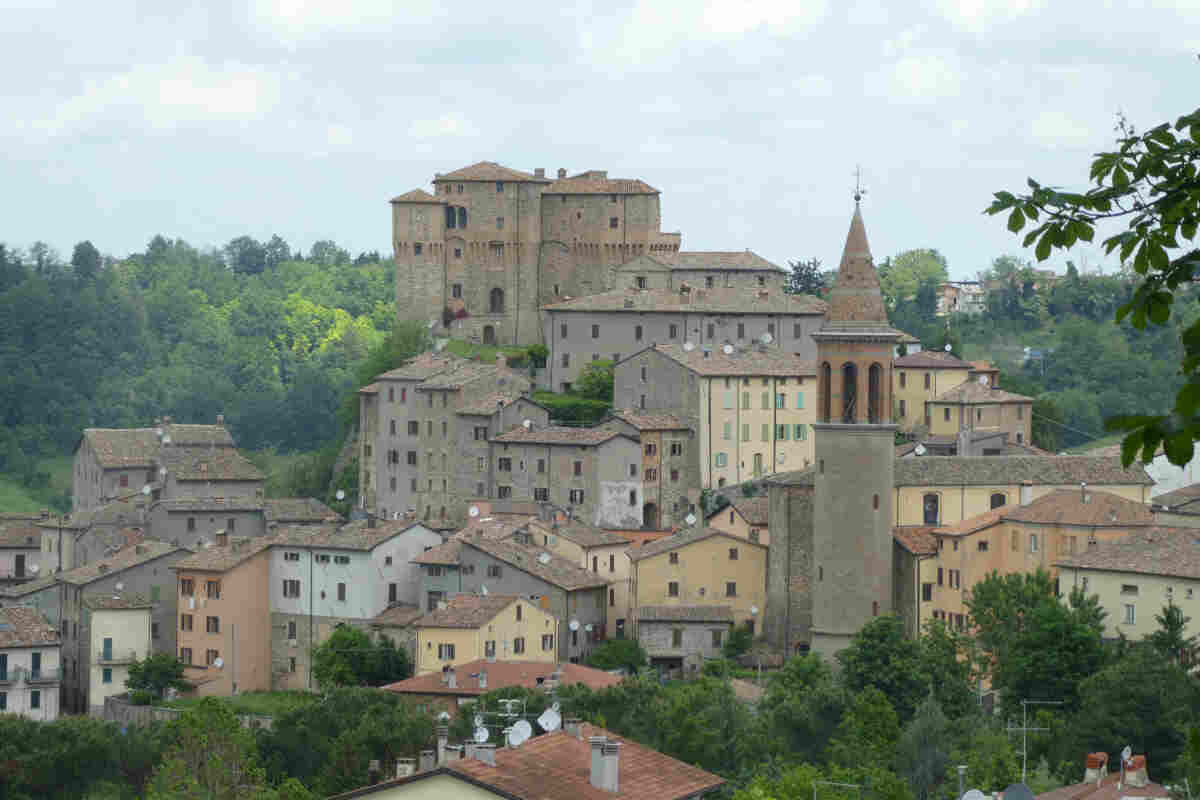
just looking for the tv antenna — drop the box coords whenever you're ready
[853,164,867,203]
[1006,699,1063,782]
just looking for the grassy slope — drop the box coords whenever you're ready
[164,690,316,716]
[444,339,529,363]
[0,456,73,512]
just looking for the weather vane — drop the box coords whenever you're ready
[853,165,867,203]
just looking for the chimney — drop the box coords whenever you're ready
[564,717,582,739]
[589,736,607,789]
[1084,752,1108,784]
[534,168,545,179]
[419,750,436,772]
[39,509,48,520]
[1080,481,1089,504]
[479,669,488,688]
[368,514,377,529]
[436,725,448,764]
[602,741,621,792]
[447,667,456,689]
[1087,536,1098,552]
[216,413,225,426]
[463,742,476,761]
[496,353,507,369]
[368,759,381,784]
[444,745,462,763]
[395,758,416,778]
[1019,481,1033,506]
[1125,755,1148,788]
[757,289,769,299]
[475,743,496,766]
[98,563,109,573]
[215,531,228,547]
[557,168,567,178]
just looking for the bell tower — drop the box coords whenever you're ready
[808,191,900,658]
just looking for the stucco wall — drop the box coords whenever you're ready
[1059,566,1200,641]
[88,607,151,716]
[415,598,557,674]
[0,644,61,721]
[893,367,970,432]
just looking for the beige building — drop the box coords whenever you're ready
[0,607,61,721]
[171,536,272,696]
[927,383,1033,446]
[83,594,152,716]
[527,518,635,638]
[413,594,558,675]
[628,528,767,643]
[1057,527,1200,642]
[893,352,973,432]
[707,496,770,546]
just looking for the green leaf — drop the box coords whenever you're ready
[1035,229,1053,261]
[1007,208,1025,233]
[1120,430,1144,468]
[1163,432,1195,467]
[1177,382,1200,418]
[1149,242,1170,272]
[1076,222,1095,243]
[1112,164,1129,189]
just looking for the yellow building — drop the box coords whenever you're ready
[1057,527,1200,642]
[926,383,1033,446]
[413,593,557,675]
[892,351,972,432]
[83,594,152,717]
[527,519,636,638]
[706,496,769,546]
[913,488,1157,631]
[629,528,767,638]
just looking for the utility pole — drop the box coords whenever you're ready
[1006,699,1063,782]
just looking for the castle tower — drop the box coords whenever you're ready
[808,196,900,658]
[391,189,447,331]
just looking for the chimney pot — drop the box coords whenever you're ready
[216,413,225,426]
[535,168,545,178]
[395,758,416,778]
[564,717,582,739]
[476,743,496,766]
[215,531,228,548]
[419,750,436,772]
[437,725,448,764]
[602,741,621,792]
[447,668,456,689]
[557,168,567,178]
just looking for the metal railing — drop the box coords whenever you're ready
[97,649,138,665]
[0,666,61,684]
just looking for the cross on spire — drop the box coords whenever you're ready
[853,165,867,204]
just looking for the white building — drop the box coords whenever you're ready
[83,594,152,716]
[0,606,61,720]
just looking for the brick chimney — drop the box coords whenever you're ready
[418,750,436,772]
[534,168,545,179]
[589,736,607,789]
[215,531,228,548]
[1125,755,1148,787]
[1019,480,1033,506]
[564,717,582,739]
[475,744,496,766]
[446,667,456,689]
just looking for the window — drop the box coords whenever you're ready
[316,554,330,564]
[485,640,496,658]
[438,643,456,660]
[1018,405,1025,419]
[672,629,683,647]
[152,622,159,639]
[497,485,512,499]
[187,517,196,532]
[569,488,585,504]
[873,493,879,510]
[900,371,906,388]
[288,620,297,640]
[899,399,906,417]
[937,567,944,586]
[668,581,679,597]
[488,565,503,578]
[533,487,549,502]
[180,647,192,665]
[922,583,932,602]
[489,287,505,313]
[978,540,989,552]
[103,667,112,684]
[1121,584,1139,596]
[742,423,751,441]
[670,441,683,456]
[671,468,679,482]
[609,216,619,229]
[180,578,194,596]
[0,693,5,710]
[542,634,554,651]
[120,473,129,487]
[513,636,526,654]
[712,630,723,648]
[644,468,657,482]
[1124,604,1136,624]
[31,690,40,709]
[206,580,221,599]
[795,424,807,441]
[923,494,940,525]
[283,579,301,598]
[726,581,737,597]
[289,657,296,673]
[669,324,678,338]
[180,614,193,631]
[738,322,745,339]
[591,324,600,339]
[777,424,789,440]
[573,459,583,476]
[715,452,728,467]
[496,181,504,192]
[206,616,220,633]
[729,547,739,560]
[498,457,512,472]
[401,387,407,403]
[496,216,504,229]
[1030,534,1038,553]
[669,552,679,564]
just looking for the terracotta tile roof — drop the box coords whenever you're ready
[544,173,659,195]
[80,428,161,467]
[159,447,264,482]
[543,286,826,315]
[263,497,341,523]
[491,426,630,446]
[163,424,237,447]
[669,250,785,272]
[638,605,733,622]
[448,722,724,800]
[1002,489,1154,527]
[932,383,1033,404]
[1055,527,1200,579]
[893,526,938,555]
[172,537,272,573]
[640,342,817,378]
[390,188,443,203]
[358,382,379,395]
[608,530,675,548]
[897,331,921,344]
[1152,482,1200,508]
[418,360,529,392]
[152,498,264,513]
[461,535,609,590]
[381,658,622,697]
[434,161,546,183]
[374,352,460,382]
[825,204,889,325]
[5,541,188,598]
[608,410,690,431]
[769,455,1153,488]
[0,607,59,648]
[457,393,542,417]
[268,520,434,553]
[934,506,1009,536]
[454,516,534,542]
[0,512,44,521]
[411,539,463,565]
[725,496,770,526]
[40,498,145,530]
[82,593,153,610]
[627,527,763,562]
[893,351,973,369]
[372,603,423,627]
[1036,773,1167,800]
[413,593,521,628]
[0,523,42,549]
[537,520,630,549]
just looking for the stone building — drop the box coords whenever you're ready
[636,605,734,674]
[527,518,636,638]
[357,353,544,528]
[391,160,786,348]
[540,286,825,390]
[707,495,770,546]
[146,498,267,551]
[926,383,1033,446]
[0,606,61,721]
[0,520,43,586]
[601,410,696,530]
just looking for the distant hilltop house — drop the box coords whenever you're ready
[936,281,985,315]
[390,161,792,347]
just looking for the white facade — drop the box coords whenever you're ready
[269,524,443,618]
[87,607,152,716]
[0,645,61,721]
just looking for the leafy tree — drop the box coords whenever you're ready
[126,652,194,699]
[264,234,292,269]
[837,614,927,724]
[723,621,755,660]
[761,653,849,764]
[308,240,350,266]
[948,726,1020,795]
[574,359,614,403]
[148,698,269,799]
[878,249,949,309]
[225,235,268,275]
[71,240,103,280]
[1171,725,1200,793]
[584,638,648,673]
[985,106,1200,468]
[1148,600,1198,665]
[1031,396,1064,452]
[785,257,825,295]
[311,626,411,688]
[897,696,951,800]
[527,343,549,368]
[918,619,976,720]
[828,687,901,768]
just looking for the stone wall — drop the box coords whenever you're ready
[765,484,814,654]
[103,693,275,730]
[638,620,731,673]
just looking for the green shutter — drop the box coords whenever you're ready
[797,392,805,409]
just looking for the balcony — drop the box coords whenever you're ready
[0,666,61,685]
[97,649,138,665]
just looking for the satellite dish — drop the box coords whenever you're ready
[551,701,561,713]
[964,791,988,800]
[1002,784,1035,800]
[158,467,167,478]
[474,714,484,728]
[760,332,773,344]
[584,623,593,632]
[914,444,927,456]
[685,513,696,525]
[538,707,562,732]
[722,344,734,355]
[469,506,480,518]
[437,711,451,721]
[335,489,345,501]
[1122,745,1133,763]
[28,564,39,575]
[481,585,489,596]
[568,619,580,631]
[115,582,124,592]
[523,419,533,429]
[682,341,696,352]
[978,374,989,385]
[507,719,533,747]
[213,657,224,669]
[161,435,171,444]
[750,605,759,615]
[537,552,551,564]
[141,485,151,495]
[474,727,490,743]
[944,343,952,352]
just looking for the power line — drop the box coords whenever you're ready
[1031,409,1108,444]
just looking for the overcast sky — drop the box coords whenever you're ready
[2,0,1196,279]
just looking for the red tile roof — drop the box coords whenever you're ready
[544,173,659,195]
[390,189,443,203]
[893,526,939,555]
[414,594,522,629]
[1036,772,1167,800]
[434,161,546,183]
[382,658,622,697]
[893,351,973,369]
[491,426,630,446]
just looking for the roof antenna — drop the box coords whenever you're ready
[853,164,867,204]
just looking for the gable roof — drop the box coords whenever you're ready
[542,286,826,315]
[716,496,770,527]
[1055,526,1200,580]
[0,523,43,549]
[159,447,263,482]
[456,393,546,417]
[769,456,1153,488]
[375,352,459,381]
[638,605,733,623]
[608,409,690,431]
[461,535,609,590]
[1152,482,1200,509]
[544,172,659,195]
[414,593,523,629]
[932,383,1033,405]
[263,497,341,524]
[372,604,423,628]
[80,428,161,468]
[416,359,529,392]
[390,188,443,204]
[893,526,939,555]
[893,351,973,369]
[434,161,547,183]
[627,527,764,562]
[1002,489,1154,527]
[82,593,153,610]
[152,498,263,513]
[626,343,816,378]
[0,607,59,648]
[382,658,623,697]
[536,520,631,549]
[669,250,785,273]
[491,426,631,446]
[6,541,189,597]
[172,537,273,573]
[411,539,463,566]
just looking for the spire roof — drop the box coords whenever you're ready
[825,202,890,326]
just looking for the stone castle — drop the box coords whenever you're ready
[391,161,782,346]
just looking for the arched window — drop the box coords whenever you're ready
[489,288,505,313]
[482,325,496,346]
[990,492,1006,509]
[841,362,858,424]
[820,362,832,423]
[458,207,467,228]
[923,493,940,525]
[868,363,882,424]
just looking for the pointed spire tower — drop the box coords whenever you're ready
[808,195,901,659]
